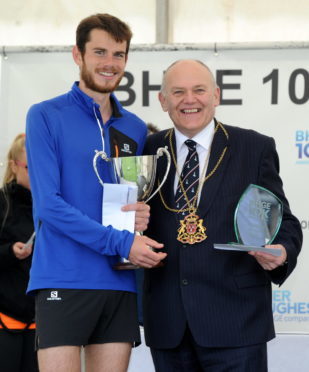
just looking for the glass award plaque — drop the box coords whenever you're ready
[214,184,283,257]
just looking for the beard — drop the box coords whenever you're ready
[80,64,124,94]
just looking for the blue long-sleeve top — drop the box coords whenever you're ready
[26,82,147,293]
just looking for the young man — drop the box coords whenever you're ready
[143,59,302,371]
[26,14,166,372]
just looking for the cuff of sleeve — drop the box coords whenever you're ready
[0,243,18,267]
[118,232,135,259]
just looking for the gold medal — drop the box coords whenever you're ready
[177,212,207,245]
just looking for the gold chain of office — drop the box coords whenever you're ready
[158,121,229,214]
[157,122,229,244]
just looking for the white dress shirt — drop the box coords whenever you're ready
[173,120,215,203]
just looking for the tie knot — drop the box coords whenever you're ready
[185,139,197,151]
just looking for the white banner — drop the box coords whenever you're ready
[0,45,308,333]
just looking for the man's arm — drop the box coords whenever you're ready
[26,103,136,260]
[251,136,302,284]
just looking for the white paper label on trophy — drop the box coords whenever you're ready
[102,183,138,233]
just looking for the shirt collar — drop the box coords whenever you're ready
[175,119,215,153]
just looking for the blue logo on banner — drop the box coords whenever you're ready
[295,130,309,164]
[272,290,309,323]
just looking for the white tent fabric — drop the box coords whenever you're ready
[1,0,309,46]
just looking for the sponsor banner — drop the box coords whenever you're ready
[273,289,309,332]
[0,46,308,333]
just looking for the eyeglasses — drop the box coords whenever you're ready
[15,160,28,170]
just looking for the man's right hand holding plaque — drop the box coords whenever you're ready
[214,184,283,257]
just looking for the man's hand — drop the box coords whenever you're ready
[12,241,33,260]
[128,235,167,268]
[122,202,150,232]
[248,244,287,270]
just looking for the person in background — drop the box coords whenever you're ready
[26,13,165,372]
[143,59,302,371]
[147,122,160,136]
[0,133,38,372]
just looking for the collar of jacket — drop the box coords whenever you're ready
[1,181,32,206]
[70,82,122,118]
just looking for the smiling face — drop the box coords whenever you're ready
[159,60,220,138]
[73,28,127,96]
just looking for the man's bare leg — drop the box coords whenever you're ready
[38,346,81,372]
[84,342,132,372]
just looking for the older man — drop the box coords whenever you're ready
[143,59,302,371]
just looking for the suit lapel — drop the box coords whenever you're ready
[197,122,231,219]
[156,124,230,222]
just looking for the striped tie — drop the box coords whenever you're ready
[175,139,199,216]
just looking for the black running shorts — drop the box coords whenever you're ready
[35,289,141,349]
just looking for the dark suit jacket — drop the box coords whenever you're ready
[143,122,302,349]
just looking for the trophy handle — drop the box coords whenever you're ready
[93,150,109,187]
[144,146,171,203]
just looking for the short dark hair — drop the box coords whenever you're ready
[147,123,160,135]
[76,13,133,56]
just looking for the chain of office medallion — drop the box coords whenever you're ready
[158,122,229,214]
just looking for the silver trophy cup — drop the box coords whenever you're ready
[93,147,171,269]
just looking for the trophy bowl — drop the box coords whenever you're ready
[110,155,158,203]
[93,147,171,269]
